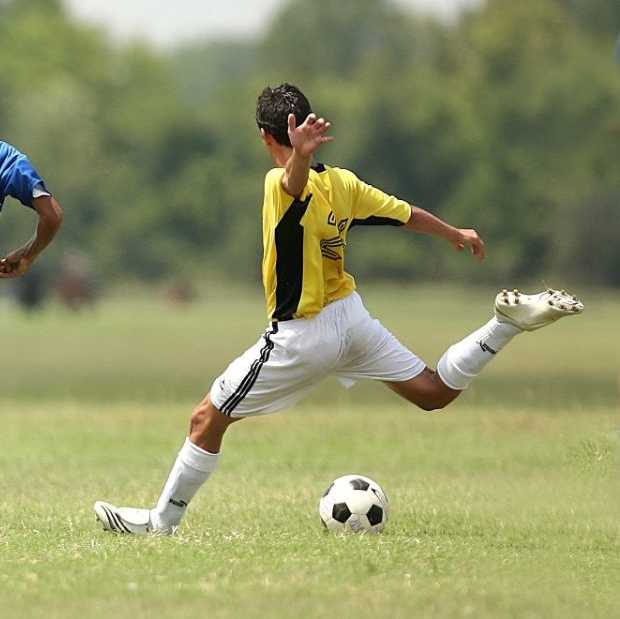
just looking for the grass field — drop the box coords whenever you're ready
[1,285,618,618]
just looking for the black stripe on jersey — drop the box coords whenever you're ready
[311,163,326,173]
[273,194,312,321]
[220,324,278,416]
[349,216,406,228]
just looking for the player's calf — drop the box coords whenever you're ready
[95,397,239,535]
[149,398,239,532]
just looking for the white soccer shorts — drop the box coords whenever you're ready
[210,291,426,417]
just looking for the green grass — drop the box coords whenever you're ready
[0,285,618,618]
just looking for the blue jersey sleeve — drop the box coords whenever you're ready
[0,141,50,210]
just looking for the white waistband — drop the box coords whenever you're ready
[273,292,365,330]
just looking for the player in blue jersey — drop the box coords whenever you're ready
[0,141,63,278]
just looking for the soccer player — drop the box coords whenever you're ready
[94,84,583,534]
[0,141,63,278]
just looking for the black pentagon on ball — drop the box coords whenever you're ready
[349,478,370,491]
[332,502,352,523]
[322,482,334,498]
[366,504,383,526]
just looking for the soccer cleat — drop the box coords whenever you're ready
[494,288,584,331]
[94,501,171,536]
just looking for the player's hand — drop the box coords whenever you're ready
[288,113,334,158]
[0,246,34,278]
[451,229,485,261]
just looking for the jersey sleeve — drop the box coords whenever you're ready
[0,143,50,210]
[349,173,411,227]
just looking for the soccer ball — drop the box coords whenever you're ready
[319,474,389,533]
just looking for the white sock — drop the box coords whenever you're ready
[151,438,219,530]
[437,317,521,390]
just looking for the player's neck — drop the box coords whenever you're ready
[270,144,292,168]
[270,145,314,169]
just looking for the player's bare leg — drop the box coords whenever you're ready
[95,396,241,535]
[389,288,584,411]
[386,368,460,411]
[188,394,242,452]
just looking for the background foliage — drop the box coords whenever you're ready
[1,0,619,287]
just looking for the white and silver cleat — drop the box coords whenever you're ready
[94,501,170,536]
[495,288,584,331]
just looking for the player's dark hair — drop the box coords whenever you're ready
[256,83,312,148]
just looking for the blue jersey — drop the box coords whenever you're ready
[0,141,49,211]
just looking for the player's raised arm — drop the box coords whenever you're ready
[0,194,63,278]
[282,113,333,198]
[405,206,485,262]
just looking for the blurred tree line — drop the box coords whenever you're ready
[1,0,619,289]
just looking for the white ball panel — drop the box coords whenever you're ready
[344,490,374,515]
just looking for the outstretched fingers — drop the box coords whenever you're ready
[311,118,333,141]
[288,112,334,155]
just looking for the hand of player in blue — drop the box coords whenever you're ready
[0,246,33,278]
[288,113,334,158]
[451,228,485,261]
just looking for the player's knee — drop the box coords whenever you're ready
[413,387,455,412]
[419,371,459,411]
[417,396,451,412]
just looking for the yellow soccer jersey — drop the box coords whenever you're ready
[262,163,412,321]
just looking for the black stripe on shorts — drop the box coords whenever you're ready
[220,323,278,416]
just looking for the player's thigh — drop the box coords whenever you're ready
[210,323,333,418]
[336,315,425,383]
[338,316,459,410]
[385,368,460,411]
